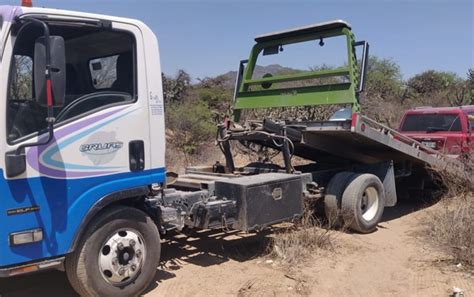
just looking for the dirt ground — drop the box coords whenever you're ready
[0,200,473,297]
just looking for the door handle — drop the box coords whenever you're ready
[129,140,145,172]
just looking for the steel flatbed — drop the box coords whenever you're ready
[293,114,470,180]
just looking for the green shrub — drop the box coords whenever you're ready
[166,100,215,157]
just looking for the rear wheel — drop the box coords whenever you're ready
[324,172,355,227]
[341,174,385,233]
[66,206,161,297]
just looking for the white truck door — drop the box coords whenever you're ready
[0,18,163,267]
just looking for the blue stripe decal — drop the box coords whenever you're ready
[0,167,166,267]
[42,109,137,171]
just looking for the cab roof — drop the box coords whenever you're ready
[406,105,474,114]
[0,5,146,27]
[254,20,351,43]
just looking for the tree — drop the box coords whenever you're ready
[162,70,218,158]
[10,55,33,100]
[195,75,233,111]
[468,68,474,88]
[448,77,471,106]
[468,68,474,102]
[162,70,191,103]
[363,56,404,102]
[407,70,471,106]
[165,100,215,159]
[359,56,405,126]
[407,70,457,97]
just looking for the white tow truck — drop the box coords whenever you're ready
[0,3,470,297]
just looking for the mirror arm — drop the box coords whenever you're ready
[22,17,51,74]
[15,121,54,155]
[16,17,55,154]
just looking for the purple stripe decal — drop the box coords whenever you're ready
[26,107,129,178]
[0,6,23,22]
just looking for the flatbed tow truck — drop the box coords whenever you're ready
[0,3,471,296]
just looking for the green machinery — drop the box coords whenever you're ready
[232,20,369,122]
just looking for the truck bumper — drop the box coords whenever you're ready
[0,257,64,277]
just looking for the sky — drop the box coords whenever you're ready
[3,0,473,80]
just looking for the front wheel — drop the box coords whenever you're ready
[66,206,161,297]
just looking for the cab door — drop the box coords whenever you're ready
[0,19,162,268]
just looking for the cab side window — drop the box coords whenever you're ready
[7,23,136,143]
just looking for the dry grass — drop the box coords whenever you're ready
[267,204,334,265]
[426,192,473,267]
[431,156,474,194]
[165,142,223,174]
[426,161,474,268]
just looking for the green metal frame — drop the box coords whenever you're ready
[233,25,361,122]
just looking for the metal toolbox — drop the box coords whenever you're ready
[214,173,303,231]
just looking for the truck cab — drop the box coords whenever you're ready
[0,4,166,288]
[398,106,474,157]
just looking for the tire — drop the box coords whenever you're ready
[341,174,385,233]
[65,206,161,297]
[324,172,356,227]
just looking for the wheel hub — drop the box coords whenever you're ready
[118,247,135,265]
[98,229,146,286]
[360,186,379,221]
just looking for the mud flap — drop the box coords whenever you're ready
[353,161,397,207]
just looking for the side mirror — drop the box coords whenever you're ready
[34,36,66,107]
[354,40,369,94]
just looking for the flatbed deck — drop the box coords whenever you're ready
[222,113,471,183]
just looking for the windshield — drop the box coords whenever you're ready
[329,108,352,121]
[401,113,462,132]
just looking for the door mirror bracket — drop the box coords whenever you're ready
[5,17,65,178]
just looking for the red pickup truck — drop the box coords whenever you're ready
[398,106,474,157]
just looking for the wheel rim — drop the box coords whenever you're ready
[98,228,146,286]
[360,186,379,221]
